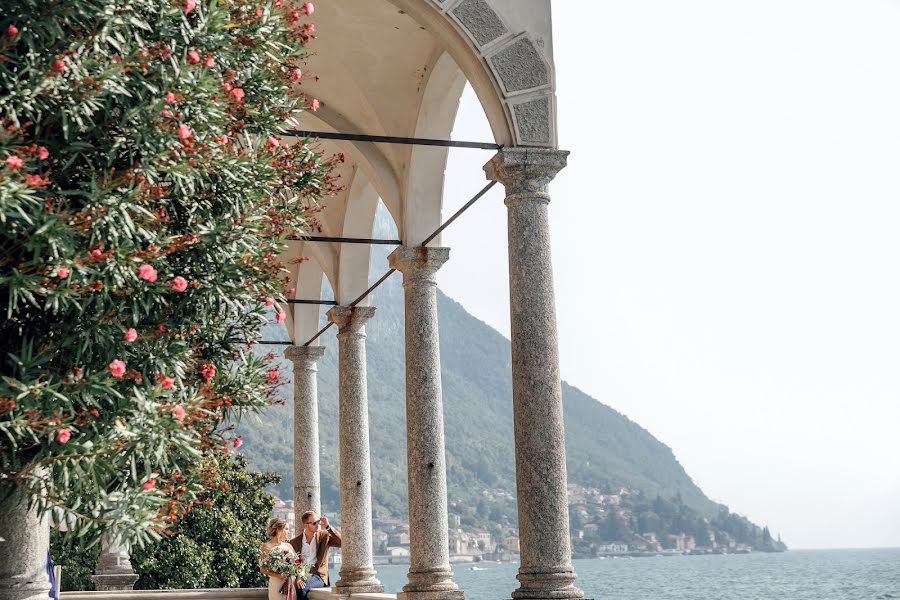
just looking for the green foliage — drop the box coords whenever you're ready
[0,0,327,547]
[50,455,278,591]
[50,528,101,592]
[131,455,276,589]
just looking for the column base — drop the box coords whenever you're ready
[511,570,585,600]
[91,573,139,591]
[332,571,383,598]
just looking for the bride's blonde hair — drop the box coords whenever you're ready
[267,517,288,539]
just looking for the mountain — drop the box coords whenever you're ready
[237,207,763,540]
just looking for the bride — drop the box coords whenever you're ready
[259,517,296,600]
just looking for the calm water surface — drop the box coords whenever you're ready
[374,549,900,600]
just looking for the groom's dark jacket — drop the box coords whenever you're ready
[290,527,342,586]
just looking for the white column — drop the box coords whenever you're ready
[327,306,383,596]
[485,148,585,600]
[286,344,326,522]
[0,486,50,600]
[388,246,463,600]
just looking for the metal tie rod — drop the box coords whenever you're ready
[258,181,499,347]
[283,129,502,151]
[288,236,402,245]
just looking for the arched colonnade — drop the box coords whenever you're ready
[281,3,584,600]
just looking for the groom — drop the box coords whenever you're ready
[290,511,342,597]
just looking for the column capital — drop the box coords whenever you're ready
[327,306,376,337]
[285,345,326,370]
[483,147,569,199]
[388,246,450,285]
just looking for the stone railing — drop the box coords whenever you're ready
[60,588,397,600]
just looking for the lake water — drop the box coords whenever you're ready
[373,549,900,600]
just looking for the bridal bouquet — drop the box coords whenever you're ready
[261,546,312,596]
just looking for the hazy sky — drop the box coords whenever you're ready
[436,1,900,549]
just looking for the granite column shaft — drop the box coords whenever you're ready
[388,246,463,600]
[485,148,585,600]
[327,306,382,595]
[286,345,326,522]
[0,485,50,600]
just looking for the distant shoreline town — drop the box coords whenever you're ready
[272,483,785,566]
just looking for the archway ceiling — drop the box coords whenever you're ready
[278,0,559,344]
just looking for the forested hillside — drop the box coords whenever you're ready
[236,208,723,526]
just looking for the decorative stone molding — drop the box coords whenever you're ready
[387,246,450,287]
[421,0,558,147]
[487,36,550,95]
[327,306,376,339]
[483,147,569,199]
[511,95,554,146]
[285,345,326,373]
[449,0,509,47]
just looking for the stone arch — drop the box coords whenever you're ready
[280,0,558,343]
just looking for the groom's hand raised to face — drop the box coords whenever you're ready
[320,515,329,530]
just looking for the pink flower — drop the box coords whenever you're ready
[184,0,196,13]
[267,369,279,381]
[89,248,103,259]
[25,174,45,186]
[200,363,216,382]
[304,22,315,33]
[177,123,192,140]
[303,2,314,15]
[161,109,173,118]
[124,328,138,343]
[309,98,320,111]
[56,429,72,444]
[203,55,215,68]
[7,24,18,37]
[54,266,70,279]
[233,437,243,449]
[230,87,245,101]
[51,59,65,73]
[173,404,186,421]
[292,68,302,81]
[160,376,174,389]
[171,276,188,292]
[138,263,158,282]
[37,146,49,160]
[5,155,23,169]
[109,359,127,378]
[275,308,286,323]
[219,135,230,145]
[267,136,280,148]
[188,49,201,64]
[142,479,156,491]
[165,91,176,103]
[264,297,274,306]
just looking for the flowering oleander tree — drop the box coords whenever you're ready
[0,0,327,547]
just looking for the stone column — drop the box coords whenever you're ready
[484,148,585,600]
[91,535,139,591]
[388,247,463,600]
[327,306,383,596]
[0,485,50,600]
[285,344,326,523]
